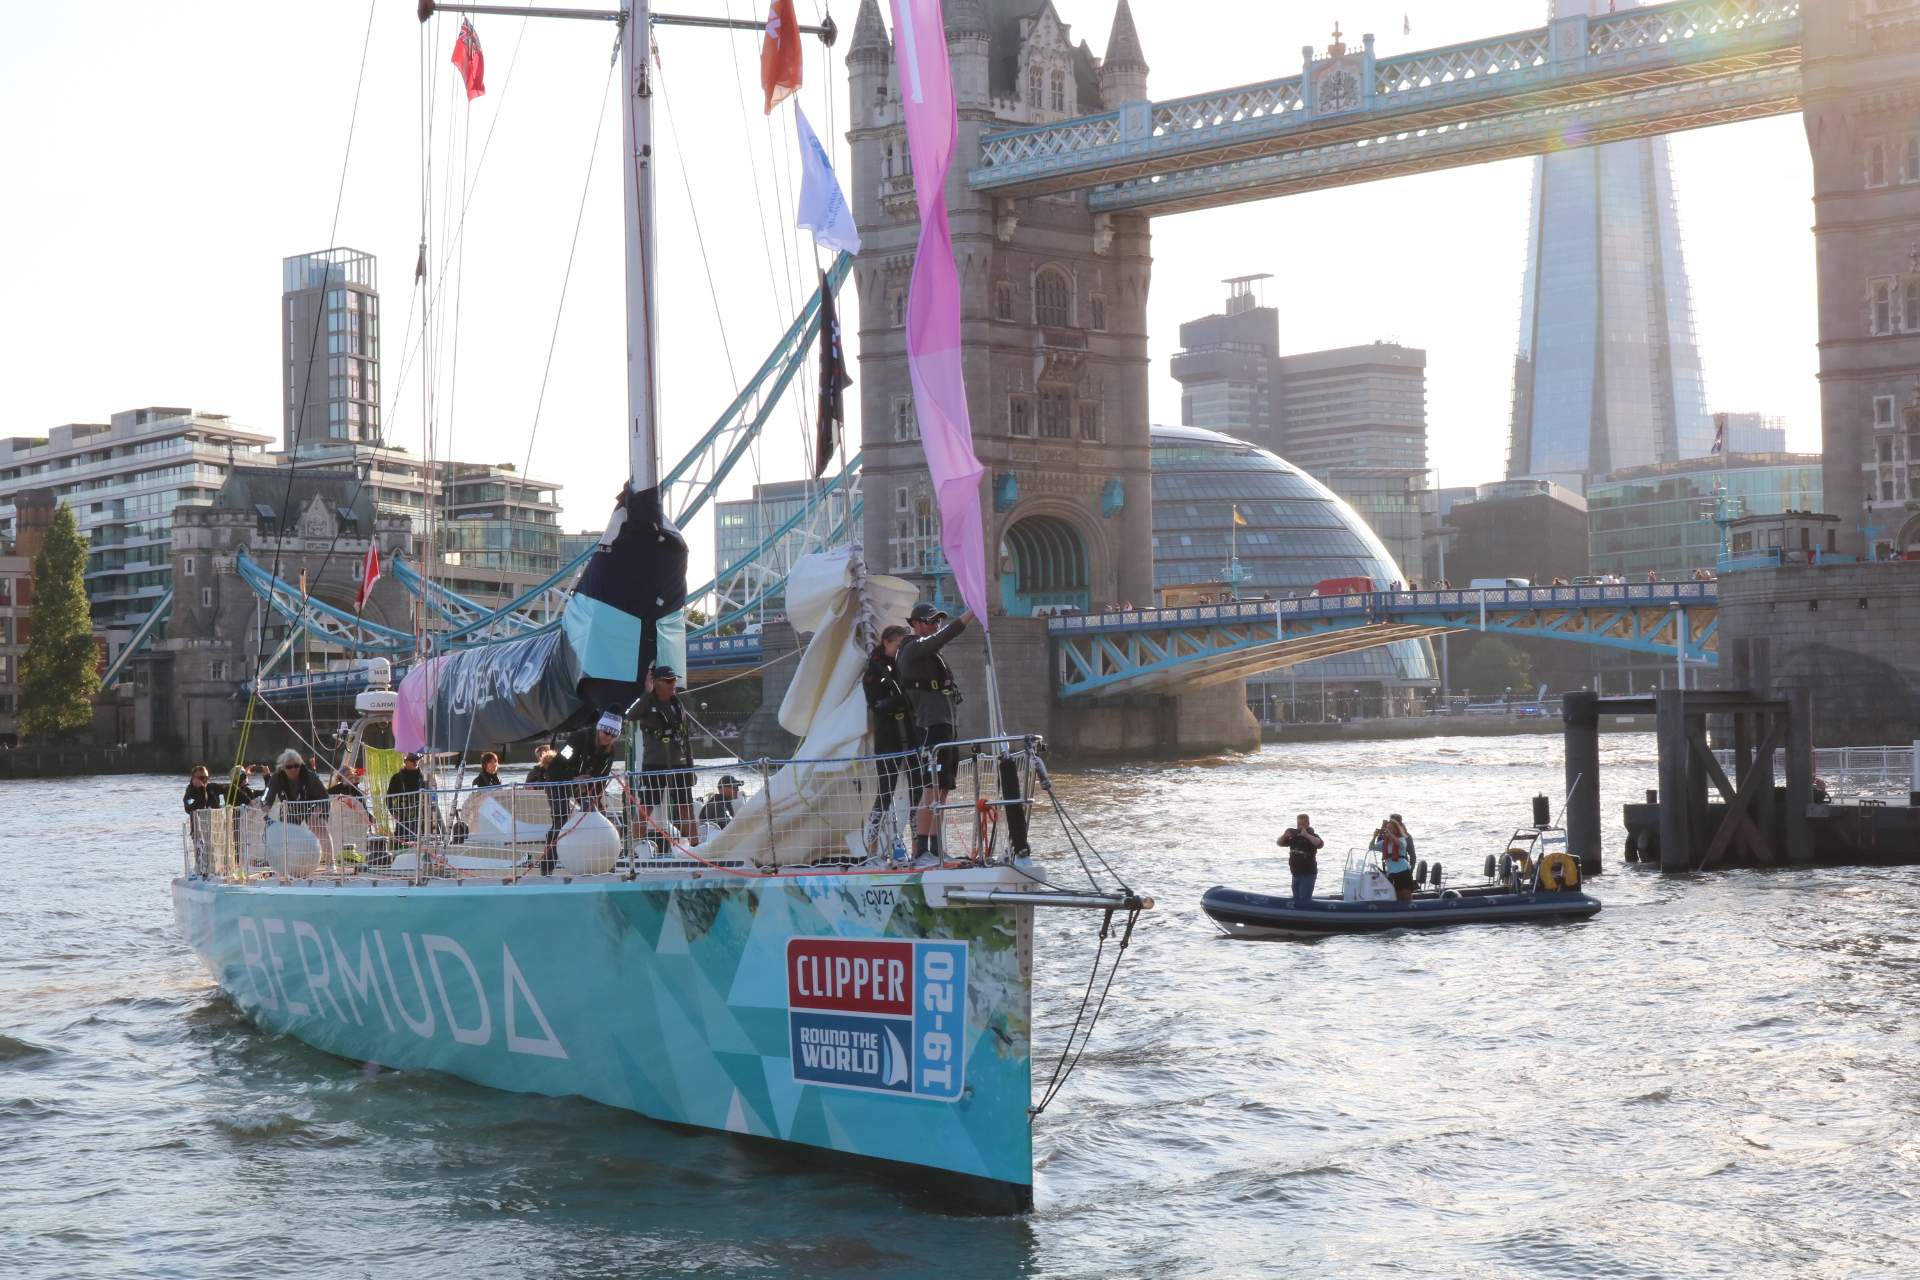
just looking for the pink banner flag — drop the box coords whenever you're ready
[887,0,990,626]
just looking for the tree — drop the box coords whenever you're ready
[19,503,100,742]
[1456,636,1533,700]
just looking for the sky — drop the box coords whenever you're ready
[0,1,1816,577]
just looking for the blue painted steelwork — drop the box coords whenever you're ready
[248,664,409,704]
[98,588,174,688]
[967,0,1800,216]
[686,633,761,670]
[1049,583,1718,697]
[660,252,854,527]
[235,551,420,656]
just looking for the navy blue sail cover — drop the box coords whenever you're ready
[410,630,593,748]
[561,483,690,715]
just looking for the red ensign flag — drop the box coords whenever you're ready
[761,0,802,114]
[356,543,382,611]
[452,19,486,101]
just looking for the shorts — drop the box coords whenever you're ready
[919,722,959,791]
[1387,868,1416,893]
[637,769,696,814]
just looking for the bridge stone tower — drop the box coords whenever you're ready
[1804,4,1920,556]
[847,0,1156,617]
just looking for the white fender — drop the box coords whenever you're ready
[554,809,620,875]
[264,819,323,878]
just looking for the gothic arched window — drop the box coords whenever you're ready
[1050,71,1066,113]
[996,282,1014,320]
[1035,268,1070,328]
[1090,295,1107,331]
[1028,66,1042,108]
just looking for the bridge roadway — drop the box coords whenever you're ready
[968,0,1800,214]
[1047,582,1719,698]
[679,583,1719,699]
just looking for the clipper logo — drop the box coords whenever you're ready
[787,937,966,1100]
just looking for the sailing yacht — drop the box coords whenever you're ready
[172,0,1148,1212]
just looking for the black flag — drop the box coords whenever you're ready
[814,270,852,477]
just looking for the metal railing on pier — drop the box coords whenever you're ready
[1710,744,1917,802]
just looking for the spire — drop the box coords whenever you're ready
[1103,0,1148,73]
[850,0,890,60]
[1098,0,1149,108]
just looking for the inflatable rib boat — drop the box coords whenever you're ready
[1203,824,1602,938]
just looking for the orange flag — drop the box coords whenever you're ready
[761,0,802,114]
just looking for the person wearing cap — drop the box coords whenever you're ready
[538,714,624,872]
[634,666,698,847]
[327,766,366,799]
[897,602,975,857]
[385,751,431,845]
[699,775,743,829]
[862,623,922,853]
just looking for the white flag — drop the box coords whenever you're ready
[794,105,862,255]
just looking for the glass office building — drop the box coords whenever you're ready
[1587,452,1824,579]
[1150,425,1435,715]
[1507,138,1712,489]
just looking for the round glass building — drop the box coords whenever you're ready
[1150,424,1436,717]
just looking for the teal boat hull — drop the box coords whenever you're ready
[173,872,1034,1210]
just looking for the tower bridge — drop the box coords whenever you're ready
[844,0,1919,752]
[967,0,1801,213]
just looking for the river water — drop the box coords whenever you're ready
[4,734,1918,1278]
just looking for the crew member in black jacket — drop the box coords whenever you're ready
[263,748,333,859]
[633,667,697,846]
[862,624,923,854]
[385,752,430,845]
[541,713,623,872]
[896,602,974,857]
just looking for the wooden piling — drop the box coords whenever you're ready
[1656,689,1692,872]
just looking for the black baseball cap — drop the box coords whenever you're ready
[653,665,679,680]
[718,774,744,787]
[908,603,948,623]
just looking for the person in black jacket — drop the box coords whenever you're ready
[896,603,974,857]
[183,767,221,875]
[862,625,923,852]
[183,767,222,814]
[633,668,697,845]
[1278,813,1324,906]
[385,752,430,845]
[263,749,333,858]
[541,715,623,871]
[699,775,743,829]
[472,751,504,788]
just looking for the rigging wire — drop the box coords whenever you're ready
[238,0,378,771]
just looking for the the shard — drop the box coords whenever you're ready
[1505,133,1712,491]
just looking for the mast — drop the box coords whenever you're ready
[622,0,660,492]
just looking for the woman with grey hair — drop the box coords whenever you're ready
[262,748,333,857]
